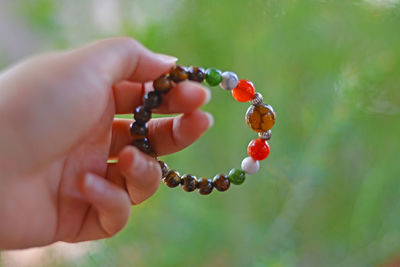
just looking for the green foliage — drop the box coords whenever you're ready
[3,0,400,266]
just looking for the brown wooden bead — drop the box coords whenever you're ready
[148,150,157,158]
[198,178,213,195]
[131,138,151,154]
[130,121,148,137]
[134,105,151,123]
[130,132,144,140]
[153,75,172,94]
[212,174,230,192]
[164,170,181,188]
[143,91,162,109]
[245,103,276,132]
[158,160,169,178]
[169,65,189,83]
[181,174,198,192]
[188,66,205,82]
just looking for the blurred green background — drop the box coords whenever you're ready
[1,0,400,266]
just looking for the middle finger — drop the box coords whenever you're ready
[113,80,210,114]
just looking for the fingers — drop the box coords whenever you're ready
[113,80,210,114]
[116,146,162,204]
[69,37,177,84]
[108,111,212,205]
[78,172,131,237]
[109,110,213,158]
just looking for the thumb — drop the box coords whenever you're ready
[116,146,162,205]
[79,172,131,236]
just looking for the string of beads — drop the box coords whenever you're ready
[130,65,276,195]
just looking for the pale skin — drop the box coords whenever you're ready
[0,38,213,250]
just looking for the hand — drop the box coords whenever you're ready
[0,38,212,249]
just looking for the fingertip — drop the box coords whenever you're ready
[79,171,131,236]
[153,81,211,114]
[81,171,131,206]
[204,88,212,104]
[180,109,214,132]
[80,37,179,83]
[117,146,135,173]
[117,145,162,204]
[131,49,178,82]
[117,146,149,174]
[204,111,214,128]
[153,53,178,63]
[171,110,213,148]
[179,81,211,106]
[81,172,107,197]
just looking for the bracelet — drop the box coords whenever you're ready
[130,65,276,195]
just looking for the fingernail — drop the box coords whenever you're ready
[131,148,148,174]
[84,173,105,194]
[204,87,212,104]
[204,112,214,128]
[155,53,178,63]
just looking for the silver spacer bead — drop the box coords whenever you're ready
[250,92,263,105]
[220,71,239,90]
[258,130,272,140]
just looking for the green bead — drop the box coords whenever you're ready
[205,68,222,86]
[228,168,246,185]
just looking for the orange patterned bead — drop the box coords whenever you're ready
[245,103,276,132]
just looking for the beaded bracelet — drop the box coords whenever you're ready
[130,65,276,195]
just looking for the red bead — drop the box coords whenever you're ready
[247,138,270,161]
[232,79,255,102]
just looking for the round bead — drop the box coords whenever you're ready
[248,138,270,161]
[220,71,238,90]
[198,178,214,195]
[158,160,169,178]
[212,174,230,192]
[131,138,151,154]
[258,130,272,140]
[130,121,148,137]
[245,103,276,132]
[232,79,255,102]
[134,105,151,124]
[143,91,162,109]
[153,75,172,94]
[228,168,246,185]
[205,68,223,86]
[250,92,263,106]
[164,170,181,188]
[181,174,198,192]
[169,65,189,83]
[241,157,260,175]
[188,66,205,82]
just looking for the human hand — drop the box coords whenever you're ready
[0,38,212,249]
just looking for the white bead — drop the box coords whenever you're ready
[241,157,260,175]
[220,71,238,90]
